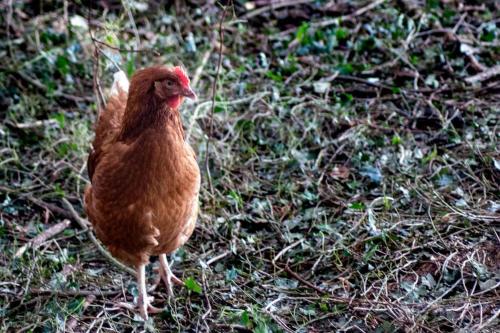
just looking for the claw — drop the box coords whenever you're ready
[171,274,183,286]
[148,304,163,313]
[137,296,163,320]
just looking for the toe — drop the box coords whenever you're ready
[167,285,174,298]
[138,296,163,318]
[139,303,149,321]
[171,274,183,285]
[148,304,164,313]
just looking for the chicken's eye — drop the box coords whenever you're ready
[165,80,175,87]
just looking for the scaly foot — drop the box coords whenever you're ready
[137,295,162,321]
[136,264,162,320]
[159,254,183,297]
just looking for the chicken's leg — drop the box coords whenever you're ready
[136,264,162,320]
[159,254,183,297]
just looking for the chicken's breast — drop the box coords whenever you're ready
[85,128,200,266]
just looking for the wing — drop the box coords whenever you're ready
[88,71,129,180]
[84,138,161,266]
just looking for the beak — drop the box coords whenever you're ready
[182,86,197,100]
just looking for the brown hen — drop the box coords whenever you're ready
[84,65,200,319]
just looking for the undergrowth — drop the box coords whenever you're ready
[0,1,499,332]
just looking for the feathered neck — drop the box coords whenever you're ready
[118,90,184,142]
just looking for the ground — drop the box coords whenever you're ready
[0,1,499,332]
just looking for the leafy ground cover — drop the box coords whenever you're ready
[0,1,499,332]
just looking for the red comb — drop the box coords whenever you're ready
[173,66,190,87]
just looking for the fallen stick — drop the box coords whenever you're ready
[27,195,76,221]
[242,0,314,20]
[270,0,385,40]
[313,0,385,28]
[30,288,121,297]
[465,64,500,84]
[191,43,214,90]
[15,220,71,258]
[206,250,231,266]
[4,68,94,103]
[12,119,58,129]
[272,239,303,265]
[283,264,326,294]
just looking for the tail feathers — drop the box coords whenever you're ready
[110,70,129,96]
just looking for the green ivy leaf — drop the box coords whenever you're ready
[363,242,379,262]
[56,55,70,75]
[296,22,309,45]
[265,71,283,82]
[422,146,438,164]
[184,277,202,294]
[52,113,66,128]
[67,297,85,314]
[481,31,495,42]
[126,57,136,77]
[391,135,401,145]
[241,310,251,328]
[335,28,348,41]
[349,202,365,210]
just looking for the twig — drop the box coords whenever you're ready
[15,220,71,258]
[214,324,252,332]
[121,0,141,51]
[92,47,105,113]
[91,37,159,56]
[206,250,231,266]
[191,44,215,90]
[88,19,146,37]
[201,269,212,323]
[29,288,121,297]
[86,6,105,112]
[204,5,228,197]
[271,0,385,39]
[61,198,135,275]
[241,0,314,20]
[4,296,45,317]
[297,312,338,330]
[313,0,385,28]
[8,69,93,103]
[272,239,303,265]
[420,279,461,314]
[473,308,500,332]
[283,265,325,294]
[466,53,487,72]
[427,207,446,248]
[186,91,270,141]
[11,119,58,129]
[5,0,14,58]
[465,64,500,84]
[26,195,75,220]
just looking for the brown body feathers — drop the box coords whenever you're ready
[84,66,200,266]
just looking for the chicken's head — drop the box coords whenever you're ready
[153,66,196,109]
